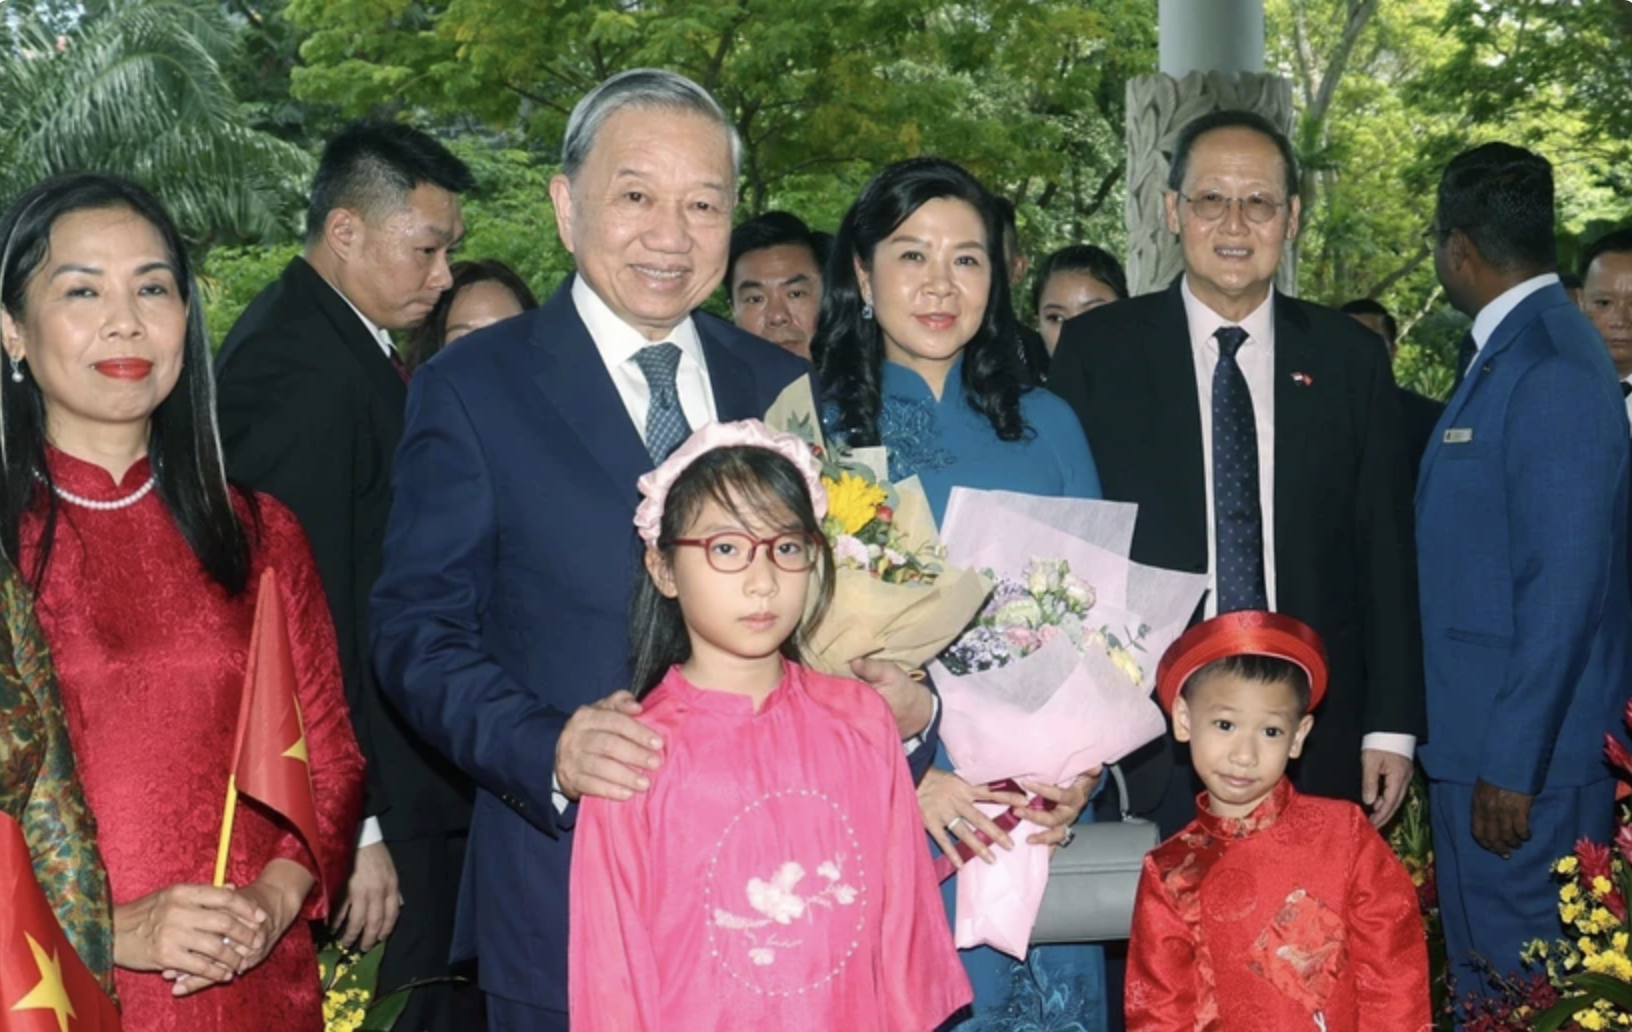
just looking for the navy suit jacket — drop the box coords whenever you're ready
[1417,283,1632,794]
[370,280,933,1009]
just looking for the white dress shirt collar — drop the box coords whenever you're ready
[1180,276,1276,353]
[1471,273,1560,352]
[570,274,716,436]
[324,276,396,359]
[571,274,704,368]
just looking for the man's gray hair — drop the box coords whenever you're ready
[561,68,742,184]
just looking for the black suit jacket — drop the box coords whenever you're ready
[1398,386,1446,485]
[215,256,472,839]
[1049,280,1427,810]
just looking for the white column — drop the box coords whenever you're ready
[1159,0,1265,77]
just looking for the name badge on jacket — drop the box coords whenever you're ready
[1443,428,1474,444]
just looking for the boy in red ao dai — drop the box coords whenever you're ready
[1125,612,1431,1031]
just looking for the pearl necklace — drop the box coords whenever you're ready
[37,472,158,511]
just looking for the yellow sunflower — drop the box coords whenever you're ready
[823,472,888,536]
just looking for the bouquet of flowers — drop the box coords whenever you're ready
[1466,702,1632,1032]
[939,557,1148,686]
[928,487,1208,958]
[764,377,989,677]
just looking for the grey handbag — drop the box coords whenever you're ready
[1029,764,1162,944]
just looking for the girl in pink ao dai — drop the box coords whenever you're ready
[568,419,970,1031]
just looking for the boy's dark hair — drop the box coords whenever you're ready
[628,446,836,699]
[1180,653,1312,714]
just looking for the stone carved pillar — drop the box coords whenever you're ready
[1123,72,1297,297]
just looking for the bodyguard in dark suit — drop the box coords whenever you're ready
[1419,144,1631,1014]
[1050,111,1425,834]
[215,124,480,1031]
[368,70,940,1032]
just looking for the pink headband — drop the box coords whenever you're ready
[633,419,827,547]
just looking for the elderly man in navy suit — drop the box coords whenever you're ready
[1419,142,1632,1019]
[369,69,939,1031]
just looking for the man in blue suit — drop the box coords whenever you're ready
[369,69,939,1031]
[1418,142,1632,1014]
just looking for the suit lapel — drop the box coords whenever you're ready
[1272,295,1315,565]
[1147,282,1208,556]
[698,322,760,422]
[529,282,652,510]
[1421,284,1566,497]
[287,257,407,409]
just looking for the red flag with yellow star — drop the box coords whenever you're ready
[0,811,120,1032]
[213,568,326,898]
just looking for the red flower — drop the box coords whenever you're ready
[1577,839,1614,883]
[1616,822,1632,868]
[1417,871,1438,912]
[1606,732,1632,779]
[1606,887,1628,922]
[875,505,893,523]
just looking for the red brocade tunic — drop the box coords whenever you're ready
[1125,779,1430,1032]
[22,449,365,1031]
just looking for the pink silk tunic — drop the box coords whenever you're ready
[569,661,971,1031]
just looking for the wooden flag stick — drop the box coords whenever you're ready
[213,775,240,887]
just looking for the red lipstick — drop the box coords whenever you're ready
[92,359,153,380]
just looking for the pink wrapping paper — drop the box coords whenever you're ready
[930,490,1208,959]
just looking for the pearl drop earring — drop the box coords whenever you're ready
[8,355,21,384]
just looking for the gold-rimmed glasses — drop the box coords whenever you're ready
[665,531,822,573]
[1178,190,1285,225]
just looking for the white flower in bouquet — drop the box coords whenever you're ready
[1064,574,1096,610]
[994,596,1045,629]
[833,534,870,570]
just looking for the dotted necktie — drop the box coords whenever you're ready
[631,343,692,463]
[1212,325,1268,613]
[1452,332,1477,391]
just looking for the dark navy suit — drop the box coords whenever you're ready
[369,279,817,1024]
[1417,282,1632,1003]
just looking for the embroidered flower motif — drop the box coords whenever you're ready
[747,862,809,925]
[714,854,861,967]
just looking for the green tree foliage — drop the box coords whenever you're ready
[283,0,1155,257]
[1267,0,1631,397]
[0,0,315,245]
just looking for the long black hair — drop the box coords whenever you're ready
[0,173,254,594]
[815,157,1029,447]
[628,446,836,700]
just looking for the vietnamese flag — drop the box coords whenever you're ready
[214,568,327,899]
[0,812,120,1032]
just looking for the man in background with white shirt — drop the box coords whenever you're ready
[215,121,479,1032]
[1419,144,1631,1014]
[1049,109,1425,836]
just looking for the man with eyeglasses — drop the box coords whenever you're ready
[1049,110,1425,840]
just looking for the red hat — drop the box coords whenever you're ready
[1155,611,1328,713]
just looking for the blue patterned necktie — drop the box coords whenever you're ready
[1212,325,1269,613]
[631,342,691,463]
